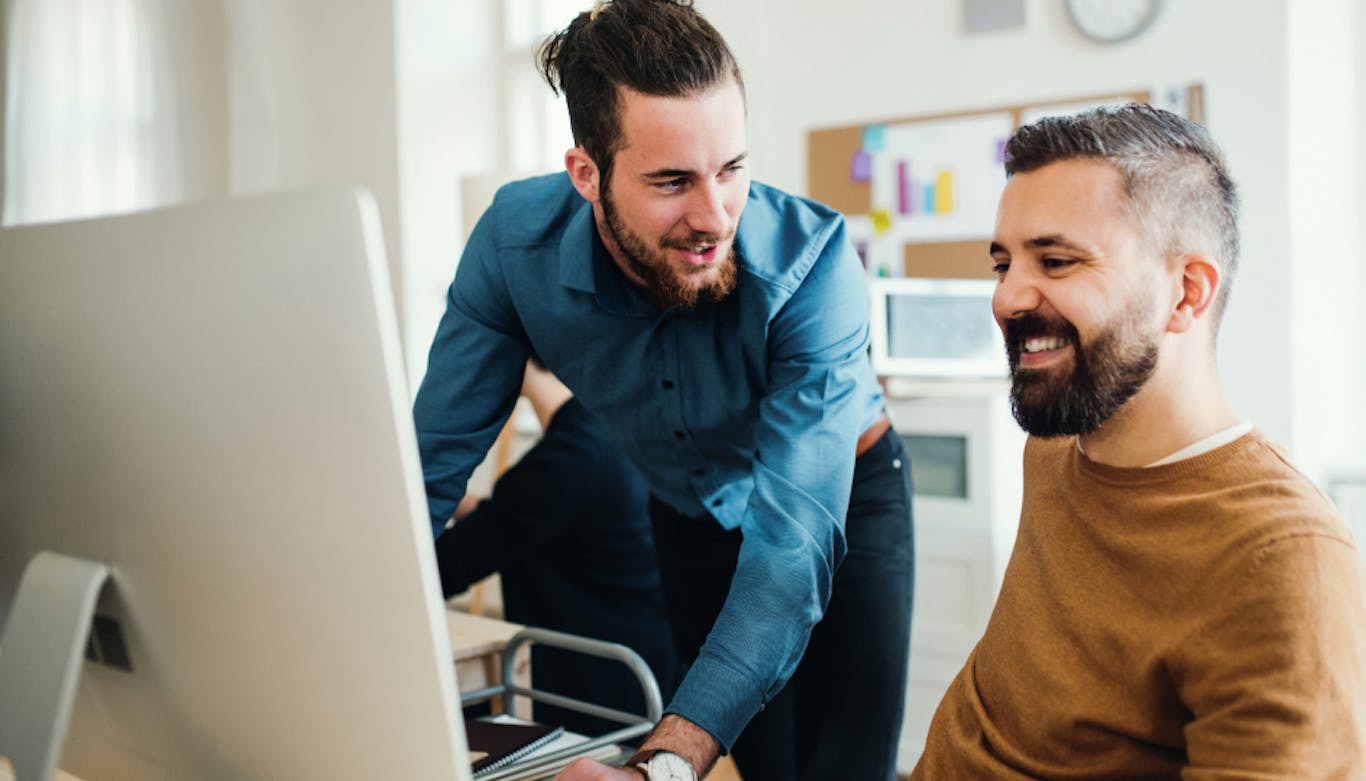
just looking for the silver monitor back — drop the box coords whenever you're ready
[0,189,472,780]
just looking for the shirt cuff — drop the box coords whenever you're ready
[664,652,767,752]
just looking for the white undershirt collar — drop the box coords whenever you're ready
[1075,421,1253,467]
[1145,421,1252,467]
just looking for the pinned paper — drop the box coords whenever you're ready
[897,161,911,215]
[870,208,893,235]
[849,150,872,182]
[934,170,955,214]
[861,124,886,153]
[864,112,1012,241]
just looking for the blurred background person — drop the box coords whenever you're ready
[435,356,679,737]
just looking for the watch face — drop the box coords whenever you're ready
[1065,0,1163,43]
[643,751,695,781]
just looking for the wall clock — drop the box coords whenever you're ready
[1064,0,1164,44]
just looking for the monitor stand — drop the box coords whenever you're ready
[0,552,110,781]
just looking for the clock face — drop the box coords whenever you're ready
[1065,0,1164,44]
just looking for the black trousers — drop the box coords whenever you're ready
[650,428,915,781]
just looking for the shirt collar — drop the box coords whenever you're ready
[557,201,658,318]
[557,204,597,294]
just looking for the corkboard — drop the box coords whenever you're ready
[806,125,869,217]
[904,240,995,280]
[803,87,1213,279]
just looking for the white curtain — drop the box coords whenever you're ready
[3,0,180,226]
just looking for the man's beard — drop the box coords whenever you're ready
[601,187,737,311]
[1004,301,1159,438]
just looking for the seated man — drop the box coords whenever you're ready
[435,357,678,736]
[913,104,1366,778]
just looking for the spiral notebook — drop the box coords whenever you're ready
[465,717,566,777]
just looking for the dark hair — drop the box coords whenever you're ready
[537,0,744,187]
[1004,104,1240,323]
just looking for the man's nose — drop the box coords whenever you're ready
[687,181,730,236]
[992,265,1042,321]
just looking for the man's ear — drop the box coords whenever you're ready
[1166,253,1221,334]
[565,147,601,204]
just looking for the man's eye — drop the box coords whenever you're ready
[991,260,1010,276]
[723,164,745,177]
[1042,257,1077,270]
[654,179,686,192]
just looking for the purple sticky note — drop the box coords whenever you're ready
[850,150,872,183]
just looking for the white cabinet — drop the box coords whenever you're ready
[888,384,1026,773]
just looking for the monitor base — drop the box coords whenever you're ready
[0,552,109,781]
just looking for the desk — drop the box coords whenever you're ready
[447,608,532,718]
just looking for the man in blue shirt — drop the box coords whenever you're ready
[414,1,914,779]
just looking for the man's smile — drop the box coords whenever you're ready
[1018,335,1073,369]
[666,236,728,268]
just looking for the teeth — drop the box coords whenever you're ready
[1023,336,1069,353]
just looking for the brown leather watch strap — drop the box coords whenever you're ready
[624,749,656,779]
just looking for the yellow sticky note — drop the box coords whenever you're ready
[871,208,892,235]
[934,170,954,215]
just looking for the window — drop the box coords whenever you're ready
[498,0,578,172]
[3,0,179,226]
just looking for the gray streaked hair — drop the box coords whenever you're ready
[1004,104,1240,324]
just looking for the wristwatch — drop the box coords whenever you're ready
[629,749,697,781]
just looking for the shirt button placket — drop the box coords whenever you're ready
[662,315,693,477]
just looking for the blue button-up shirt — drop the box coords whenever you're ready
[413,172,883,748]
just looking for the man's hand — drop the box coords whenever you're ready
[552,714,721,780]
[453,492,482,521]
[552,757,641,780]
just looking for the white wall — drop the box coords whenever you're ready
[394,0,488,390]
[222,0,404,322]
[162,3,229,205]
[1356,0,1366,483]
[698,0,1364,485]
[1286,0,1362,483]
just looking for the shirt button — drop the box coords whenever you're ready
[711,498,723,508]
[662,379,675,390]
[673,431,686,440]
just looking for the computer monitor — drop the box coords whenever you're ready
[868,277,1007,379]
[0,189,473,780]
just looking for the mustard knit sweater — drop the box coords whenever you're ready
[913,430,1366,780]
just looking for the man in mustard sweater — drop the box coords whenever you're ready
[913,104,1366,779]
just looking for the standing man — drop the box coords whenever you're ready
[912,104,1366,778]
[414,1,914,779]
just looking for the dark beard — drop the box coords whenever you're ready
[601,186,737,310]
[1004,307,1159,437]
